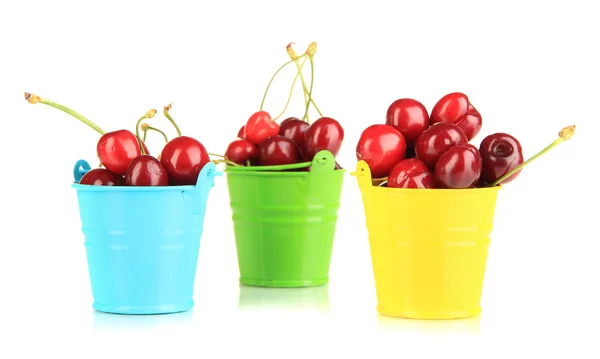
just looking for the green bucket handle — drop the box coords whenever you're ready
[224,150,338,173]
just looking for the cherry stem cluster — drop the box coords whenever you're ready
[259,42,323,123]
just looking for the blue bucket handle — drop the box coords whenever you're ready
[73,159,92,183]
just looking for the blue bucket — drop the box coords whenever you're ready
[71,159,221,315]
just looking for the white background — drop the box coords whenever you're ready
[1,0,599,358]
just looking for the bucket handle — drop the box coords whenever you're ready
[194,161,222,191]
[308,150,336,174]
[73,159,91,183]
[351,160,373,201]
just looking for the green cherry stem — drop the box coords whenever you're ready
[212,158,241,167]
[272,57,307,122]
[135,109,157,154]
[290,45,323,120]
[489,125,576,187]
[302,55,316,121]
[24,92,106,135]
[142,123,169,143]
[259,54,306,111]
[163,104,182,137]
[208,152,225,158]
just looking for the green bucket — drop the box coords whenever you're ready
[225,150,345,287]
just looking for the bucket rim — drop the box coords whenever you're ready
[224,150,345,177]
[352,160,501,193]
[224,168,346,177]
[71,159,221,192]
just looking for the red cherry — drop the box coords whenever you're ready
[385,98,430,145]
[160,136,210,185]
[434,143,482,189]
[97,130,141,175]
[415,122,468,169]
[225,139,259,165]
[430,92,482,140]
[244,111,279,145]
[303,117,344,160]
[387,158,435,189]
[279,117,310,147]
[237,125,246,139]
[258,136,300,166]
[79,168,123,186]
[479,133,524,185]
[356,124,406,178]
[125,155,169,186]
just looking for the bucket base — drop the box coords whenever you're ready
[377,305,481,320]
[92,301,194,315]
[240,277,328,288]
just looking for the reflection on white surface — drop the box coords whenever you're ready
[92,309,194,330]
[377,313,481,335]
[238,284,330,311]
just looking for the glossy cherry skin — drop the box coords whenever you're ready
[415,122,468,169]
[430,92,482,140]
[225,139,259,165]
[279,117,309,147]
[303,117,344,160]
[258,136,300,166]
[245,111,279,145]
[385,98,430,145]
[79,168,123,186]
[479,133,524,185]
[434,143,482,189]
[356,124,406,178]
[160,136,210,185]
[97,130,141,175]
[237,125,246,139]
[125,155,169,186]
[387,158,435,189]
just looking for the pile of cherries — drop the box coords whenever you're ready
[220,42,344,170]
[24,93,210,186]
[356,92,525,189]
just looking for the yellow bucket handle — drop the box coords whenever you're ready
[351,160,374,206]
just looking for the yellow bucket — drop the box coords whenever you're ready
[353,160,501,319]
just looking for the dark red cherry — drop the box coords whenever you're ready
[225,139,259,165]
[125,155,169,186]
[434,144,482,189]
[415,122,468,169]
[303,117,344,160]
[387,158,435,189]
[479,133,524,185]
[385,98,430,145]
[258,136,300,166]
[245,111,279,145]
[356,124,406,178]
[279,117,310,147]
[97,130,141,175]
[430,92,482,140]
[79,168,123,186]
[160,136,210,185]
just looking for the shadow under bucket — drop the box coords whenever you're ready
[71,160,220,315]
[225,150,344,288]
[353,160,501,319]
